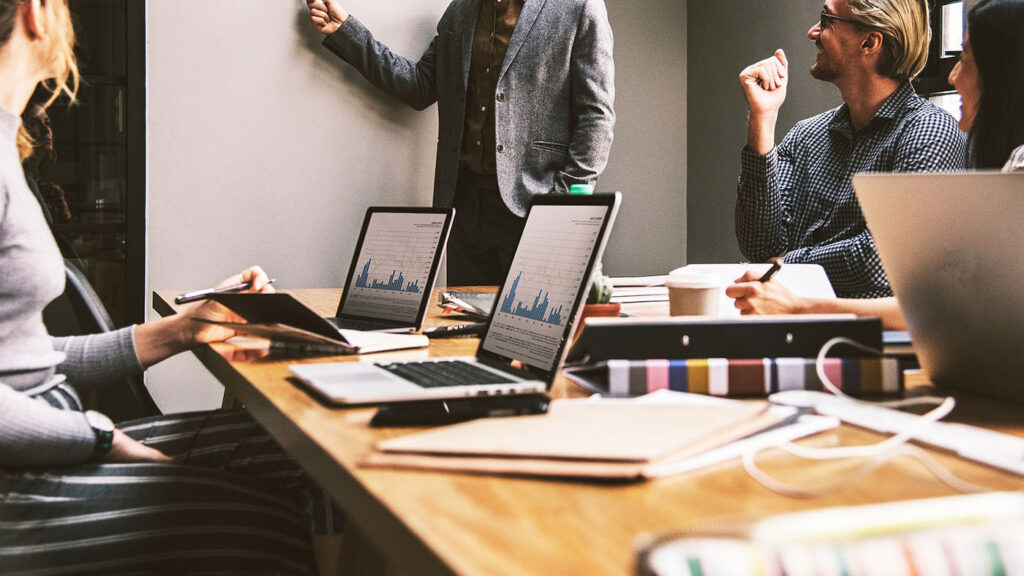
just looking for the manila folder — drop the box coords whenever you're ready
[362,400,781,480]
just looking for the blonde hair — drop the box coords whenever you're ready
[848,0,931,82]
[1,0,79,160]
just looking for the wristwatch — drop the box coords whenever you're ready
[84,410,115,455]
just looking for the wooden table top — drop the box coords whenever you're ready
[153,288,1024,576]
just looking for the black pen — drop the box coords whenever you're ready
[422,322,488,338]
[758,258,783,283]
[175,278,276,305]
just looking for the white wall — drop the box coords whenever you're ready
[599,0,687,277]
[145,0,687,412]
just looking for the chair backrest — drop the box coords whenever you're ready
[43,260,161,420]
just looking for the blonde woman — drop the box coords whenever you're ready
[0,1,340,573]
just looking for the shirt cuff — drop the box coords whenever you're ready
[739,146,775,190]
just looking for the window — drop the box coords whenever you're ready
[28,0,145,327]
[919,0,964,119]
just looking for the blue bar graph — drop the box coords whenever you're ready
[354,259,422,293]
[500,271,564,325]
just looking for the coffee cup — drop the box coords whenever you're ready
[665,272,721,316]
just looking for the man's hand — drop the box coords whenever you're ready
[104,429,173,463]
[307,0,349,36]
[725,269,804,316]
[739,49,788,154]
[740,49,789,116]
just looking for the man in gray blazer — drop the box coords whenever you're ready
[307,0,615,284]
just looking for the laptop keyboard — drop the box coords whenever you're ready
[327,317,395,331]
[376,360,515,388]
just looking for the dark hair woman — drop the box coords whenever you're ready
[949,0,1024,170]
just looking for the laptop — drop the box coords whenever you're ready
[328,207,455,332]
[289,192,622,404]
[853,172,1024,403]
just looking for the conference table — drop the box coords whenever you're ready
[153,288,1024,576]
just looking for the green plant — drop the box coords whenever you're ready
[586,266,612,304]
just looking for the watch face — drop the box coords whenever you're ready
[85,410,115,454]
[85,410,115,432]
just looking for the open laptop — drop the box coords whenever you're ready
[289,192,621,404]
[328,207,454,332]
[854,172,1024,403]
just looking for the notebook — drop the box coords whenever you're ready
[206,292,428,355]
[362,400,793,480]
[853,172,1024,403]
[670,263,836,317]
[330,206,455,333]
[288,192,621,404]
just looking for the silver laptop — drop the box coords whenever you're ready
[289,192,621,404]
[854,172,1024,403]
[328,207,454,332]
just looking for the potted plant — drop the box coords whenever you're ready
[575,265,620,341]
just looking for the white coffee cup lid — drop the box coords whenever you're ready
[665,271,721,289]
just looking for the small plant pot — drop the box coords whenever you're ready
[574,302,621,342]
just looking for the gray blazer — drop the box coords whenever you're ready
[323,0,615,217]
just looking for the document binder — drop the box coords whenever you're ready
[566,315,883,364]
[564,357,903,398]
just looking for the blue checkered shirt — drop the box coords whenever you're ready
[736,83,967,298]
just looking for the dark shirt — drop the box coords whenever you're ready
[460,0,525,176]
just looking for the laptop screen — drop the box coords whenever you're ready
[337,208,453,325]
[481,196,618,372]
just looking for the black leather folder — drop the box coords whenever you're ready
[565,316,883,364]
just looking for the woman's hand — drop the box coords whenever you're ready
[134,266,275,368]
[179,266,275,346]
[103,429,173,463]
[724,270,804,316]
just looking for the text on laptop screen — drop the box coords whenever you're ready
[482,204,609,370]
[340,211,448,323]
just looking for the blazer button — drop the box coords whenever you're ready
[497,145,505,153]
[496,93,505,102]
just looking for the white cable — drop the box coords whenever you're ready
[742,443,990,498]
[743,337,999,496]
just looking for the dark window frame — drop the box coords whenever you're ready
[125,1,146,326]
[917,0,964,95]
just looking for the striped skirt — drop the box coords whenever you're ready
[0,386,341,575]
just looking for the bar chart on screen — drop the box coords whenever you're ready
[484,204,607,367]
[341,212,445,321]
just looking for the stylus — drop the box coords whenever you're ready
[758,258,783,283]
[422,323,488,338]
[175,278,276,305]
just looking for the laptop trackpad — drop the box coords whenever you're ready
[295,363,420,393]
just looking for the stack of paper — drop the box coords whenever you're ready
[438,291,496,320]
[610,275,668,304]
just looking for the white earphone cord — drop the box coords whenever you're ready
[742,337,994,497]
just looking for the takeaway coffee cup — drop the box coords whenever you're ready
[665,271,721,316]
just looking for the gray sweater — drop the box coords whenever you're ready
[0,106,143,467]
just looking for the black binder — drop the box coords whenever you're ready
[565,316,883,364]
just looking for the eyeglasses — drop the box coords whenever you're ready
[819,10,861,30]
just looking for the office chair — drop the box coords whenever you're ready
[43,259,162,421]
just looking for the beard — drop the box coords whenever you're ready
[810,62,839,81]
[810,42,840,81]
